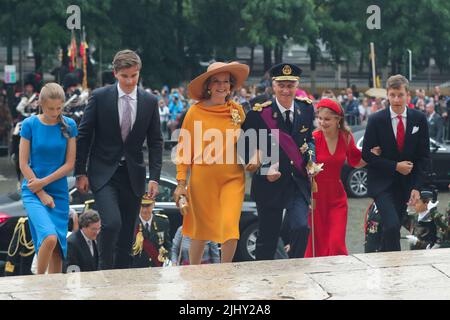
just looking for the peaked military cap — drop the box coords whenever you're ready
[141,193,155,206]
[419,189,437,202]
[270,63,302,81]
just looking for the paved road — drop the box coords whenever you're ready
[1,154,448,254]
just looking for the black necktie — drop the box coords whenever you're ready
[145,222,150,232]
[87,239,94,257]
[93,241,98,257]
[284,110,292,132]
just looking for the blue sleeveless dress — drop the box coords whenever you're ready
[20,115,78,258]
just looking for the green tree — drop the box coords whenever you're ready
[316,0,362,86]
[241,0,317,72]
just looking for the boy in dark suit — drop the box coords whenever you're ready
[362,74,430,252]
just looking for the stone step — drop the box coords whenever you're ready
[1,248,450,300]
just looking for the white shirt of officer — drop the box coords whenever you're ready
[140,215,153,233]
[80,230,96,257]
[275,97,294,123]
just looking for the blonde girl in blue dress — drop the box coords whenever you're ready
[19,83,77,274]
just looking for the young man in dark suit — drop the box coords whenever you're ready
[362,74,430,252]
[75,50,163,270]
[65,210,101,272]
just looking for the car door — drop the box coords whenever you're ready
[429,140,450,184]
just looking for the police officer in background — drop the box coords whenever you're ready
[241,63,316,260]
[131,194,172,268]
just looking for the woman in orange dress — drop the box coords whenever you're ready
[173,62,249,264]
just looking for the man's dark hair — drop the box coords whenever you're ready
[79,210,101,229]
[386,74,409,92]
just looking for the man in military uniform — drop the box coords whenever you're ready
[406,189,450,249]
[62,72,89,124]
[131,194,172,268]
[15,74,39,115]
[240,63,316,260]
[10,73,39,183]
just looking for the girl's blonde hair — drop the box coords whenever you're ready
[39,83,70,138]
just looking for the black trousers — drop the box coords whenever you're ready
[374,184,408,252]
[255,192,309,261]
[94,165,141,270]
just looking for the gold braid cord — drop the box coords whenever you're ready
[132,224,144,256]
[7,217,35,258]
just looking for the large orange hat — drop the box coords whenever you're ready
[188,61,249,101]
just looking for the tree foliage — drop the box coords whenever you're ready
[1,0,450,86]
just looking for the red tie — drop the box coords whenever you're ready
[396,115,405,152]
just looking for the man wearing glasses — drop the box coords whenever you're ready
[65,210,101,272]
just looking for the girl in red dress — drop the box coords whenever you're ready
[305,99,375,257]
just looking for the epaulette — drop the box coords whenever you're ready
[84,199,95,210]
[154,213,168,219]
[253,100,272,112]
[296,96,313,104]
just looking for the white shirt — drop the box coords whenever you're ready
[417,210,430,222]
[117,83,138,129]
[80,230,96,257]
[140,216,153,232]
[275,98,294,122]
[159,105,170,122]
[390,106,407,139]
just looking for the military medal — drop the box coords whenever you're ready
[272,111,278,119]
[157,231,165,245]
[300,138,309,154]
[300,126,309,133]
[300,143,308,153]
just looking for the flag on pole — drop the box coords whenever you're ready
[68,30,77,72]
[80,26,89,89]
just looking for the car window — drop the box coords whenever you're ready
[430,142,437,151]
[8,191,21,201]
[70,189,94,205]
[155,181,175,202]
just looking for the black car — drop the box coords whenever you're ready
[0,173,261,268]
[341,129,450,198]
